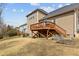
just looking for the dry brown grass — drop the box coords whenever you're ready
[0,37,79,56]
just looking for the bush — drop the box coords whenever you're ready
[0,34,3,39]
[22,33,29,37]
[7,29,17,37]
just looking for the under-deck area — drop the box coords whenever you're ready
[30,22,66,39]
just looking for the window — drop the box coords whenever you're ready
[28,15,35,20]
[30,16,34,20]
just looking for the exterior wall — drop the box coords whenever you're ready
[38,11,47,22]
[54,12,75,36]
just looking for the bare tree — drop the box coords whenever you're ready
[0,4,3,34]
[0,3,7,38]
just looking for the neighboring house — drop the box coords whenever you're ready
[26,9,48,36]
[26,3,79,38]
[19,23,27,33]
[16,23,27,35]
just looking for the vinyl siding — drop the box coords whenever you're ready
[38,11,46,22]
[55,12,74,36]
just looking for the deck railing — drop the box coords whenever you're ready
[30,22,55,30]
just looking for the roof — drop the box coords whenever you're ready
[26,9,48,17]
[42,3,79,20]
[19,23,27,28]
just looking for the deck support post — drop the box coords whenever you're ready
[46,29,49,39]
[38,31,46,38]
[37,31,39,38]
[31,31,33,37]
[31,31,39,38]
[49,31,53,36]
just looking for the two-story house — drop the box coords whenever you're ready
[26,3,79,38]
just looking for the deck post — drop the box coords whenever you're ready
[32,31,39,38]
[31,31,34,38]
[38,31,46,38]
[46,29,49,39]
[37,31,39,38]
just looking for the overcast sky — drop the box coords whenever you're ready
[2,3,71,27]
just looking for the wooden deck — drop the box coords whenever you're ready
[30,22,55,30]
[30,22,66,38]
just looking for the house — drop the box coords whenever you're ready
[19,23,27,33]
[16,23,27,36]
[27,3,79,38]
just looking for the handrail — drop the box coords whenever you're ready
[54,24,66,36]
[55,24,66,32]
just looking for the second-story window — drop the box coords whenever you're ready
[30,16,34,20]
[28,15,35,20]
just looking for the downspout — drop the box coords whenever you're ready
[74,9,78,37]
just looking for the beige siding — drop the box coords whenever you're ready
[38,11,46,22]
[55,12,74,36]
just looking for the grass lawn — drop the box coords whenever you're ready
[0,37,79,56]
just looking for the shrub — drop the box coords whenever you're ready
[22,33,29,37]
[7,29,17,37]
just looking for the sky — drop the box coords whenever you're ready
[1,3,71,27]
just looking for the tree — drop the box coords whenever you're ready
[0,3,7,39]
[6,25,18,37]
